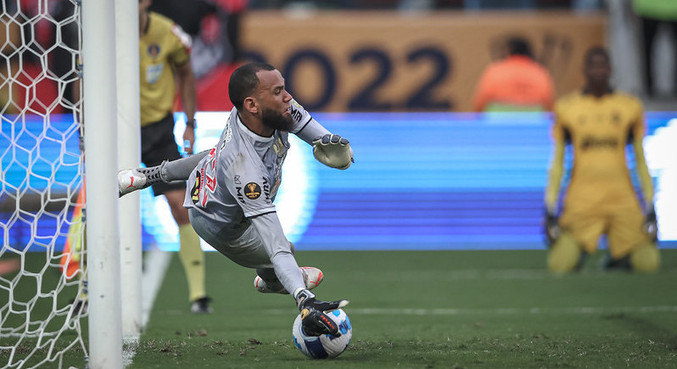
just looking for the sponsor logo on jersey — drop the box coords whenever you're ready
[145,63,163,84]
[191,171,201,204]
[236,186,245,204]
[244,182,261,200]
[580,136,619,150]
[290,106,303,123]
[222,121,232,145]
[262,177,271,201]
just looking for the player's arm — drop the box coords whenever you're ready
[175,60,197,154]
[543,108,567,245]
[249,212,306,296]
[630,116,654,208]
[630,108,657,240]
[249,212,347,336]
[544,138,565,214]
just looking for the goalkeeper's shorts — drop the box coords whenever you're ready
[188,208,295,269]
[560,204,648,259]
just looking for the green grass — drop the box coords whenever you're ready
[127,250,677,369]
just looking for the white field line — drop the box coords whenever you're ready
[122,249,172,368]
[264,305,677,317]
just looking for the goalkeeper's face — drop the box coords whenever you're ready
[255,69,294,132]
[584,53,611,88]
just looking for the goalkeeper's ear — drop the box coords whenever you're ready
[312,134,354,170]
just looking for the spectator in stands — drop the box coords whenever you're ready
[471,36,555,112]
[544,47,659,274]
[633,0,677,98]
[138,0,211,314]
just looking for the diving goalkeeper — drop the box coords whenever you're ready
[544,47,660,273]
[119,62,353,336]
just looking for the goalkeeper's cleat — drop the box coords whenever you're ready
[118,163,166,197]
[602,254,631,272]
[190,296,213,314]
[118,169,149,197]
[254,267,323,294]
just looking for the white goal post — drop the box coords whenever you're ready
[1,0,142,368]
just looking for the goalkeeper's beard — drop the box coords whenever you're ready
[261,107,294,132]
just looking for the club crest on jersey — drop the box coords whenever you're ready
[147,43,161,57]
[244,182,261,200]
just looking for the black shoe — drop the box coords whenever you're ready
[603,255,631,271]
[190,296,213,314]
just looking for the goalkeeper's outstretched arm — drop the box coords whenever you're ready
[118,150,209,196]
[294,118,354,170]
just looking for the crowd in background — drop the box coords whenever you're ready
[0,0,675,114]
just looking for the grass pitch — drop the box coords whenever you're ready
[127,249,677,369]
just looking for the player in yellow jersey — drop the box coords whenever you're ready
[138,0,210,313]
[544,47,660,274]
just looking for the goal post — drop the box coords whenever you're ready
[82,0,122,368]
[1,0,142,367]
[115,0,143,340]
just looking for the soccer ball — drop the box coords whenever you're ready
[291,309,352,359]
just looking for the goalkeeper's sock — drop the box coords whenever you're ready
[178,224,206,302]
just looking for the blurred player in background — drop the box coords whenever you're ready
[544,47,660,274]
[632,0,677,98]
[471,36,554,112]
[118,62,353,337]
[138,0,211,313]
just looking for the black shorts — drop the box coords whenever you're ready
[141,113,185,196]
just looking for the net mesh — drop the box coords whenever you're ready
[0,1,87,368]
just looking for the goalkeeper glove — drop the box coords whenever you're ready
[295,289,349,337]
[644,206,658,242]
[312,134,354,170]
[544,209,560,247]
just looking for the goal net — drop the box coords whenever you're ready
[0,1,87,368]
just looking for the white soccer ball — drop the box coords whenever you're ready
[291,309,352,359]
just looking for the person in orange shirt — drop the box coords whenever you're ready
[471,37,555,112]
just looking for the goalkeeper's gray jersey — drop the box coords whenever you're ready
[183,100,312,237]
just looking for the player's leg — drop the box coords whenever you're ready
[549,210,604,273]
[118,150,209,196]
[255,266,324,294]
[547,232,583,273]
[254,241,323,293]
[607,207,660,273]
[164,189,210,312]
[140,115,210,313]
